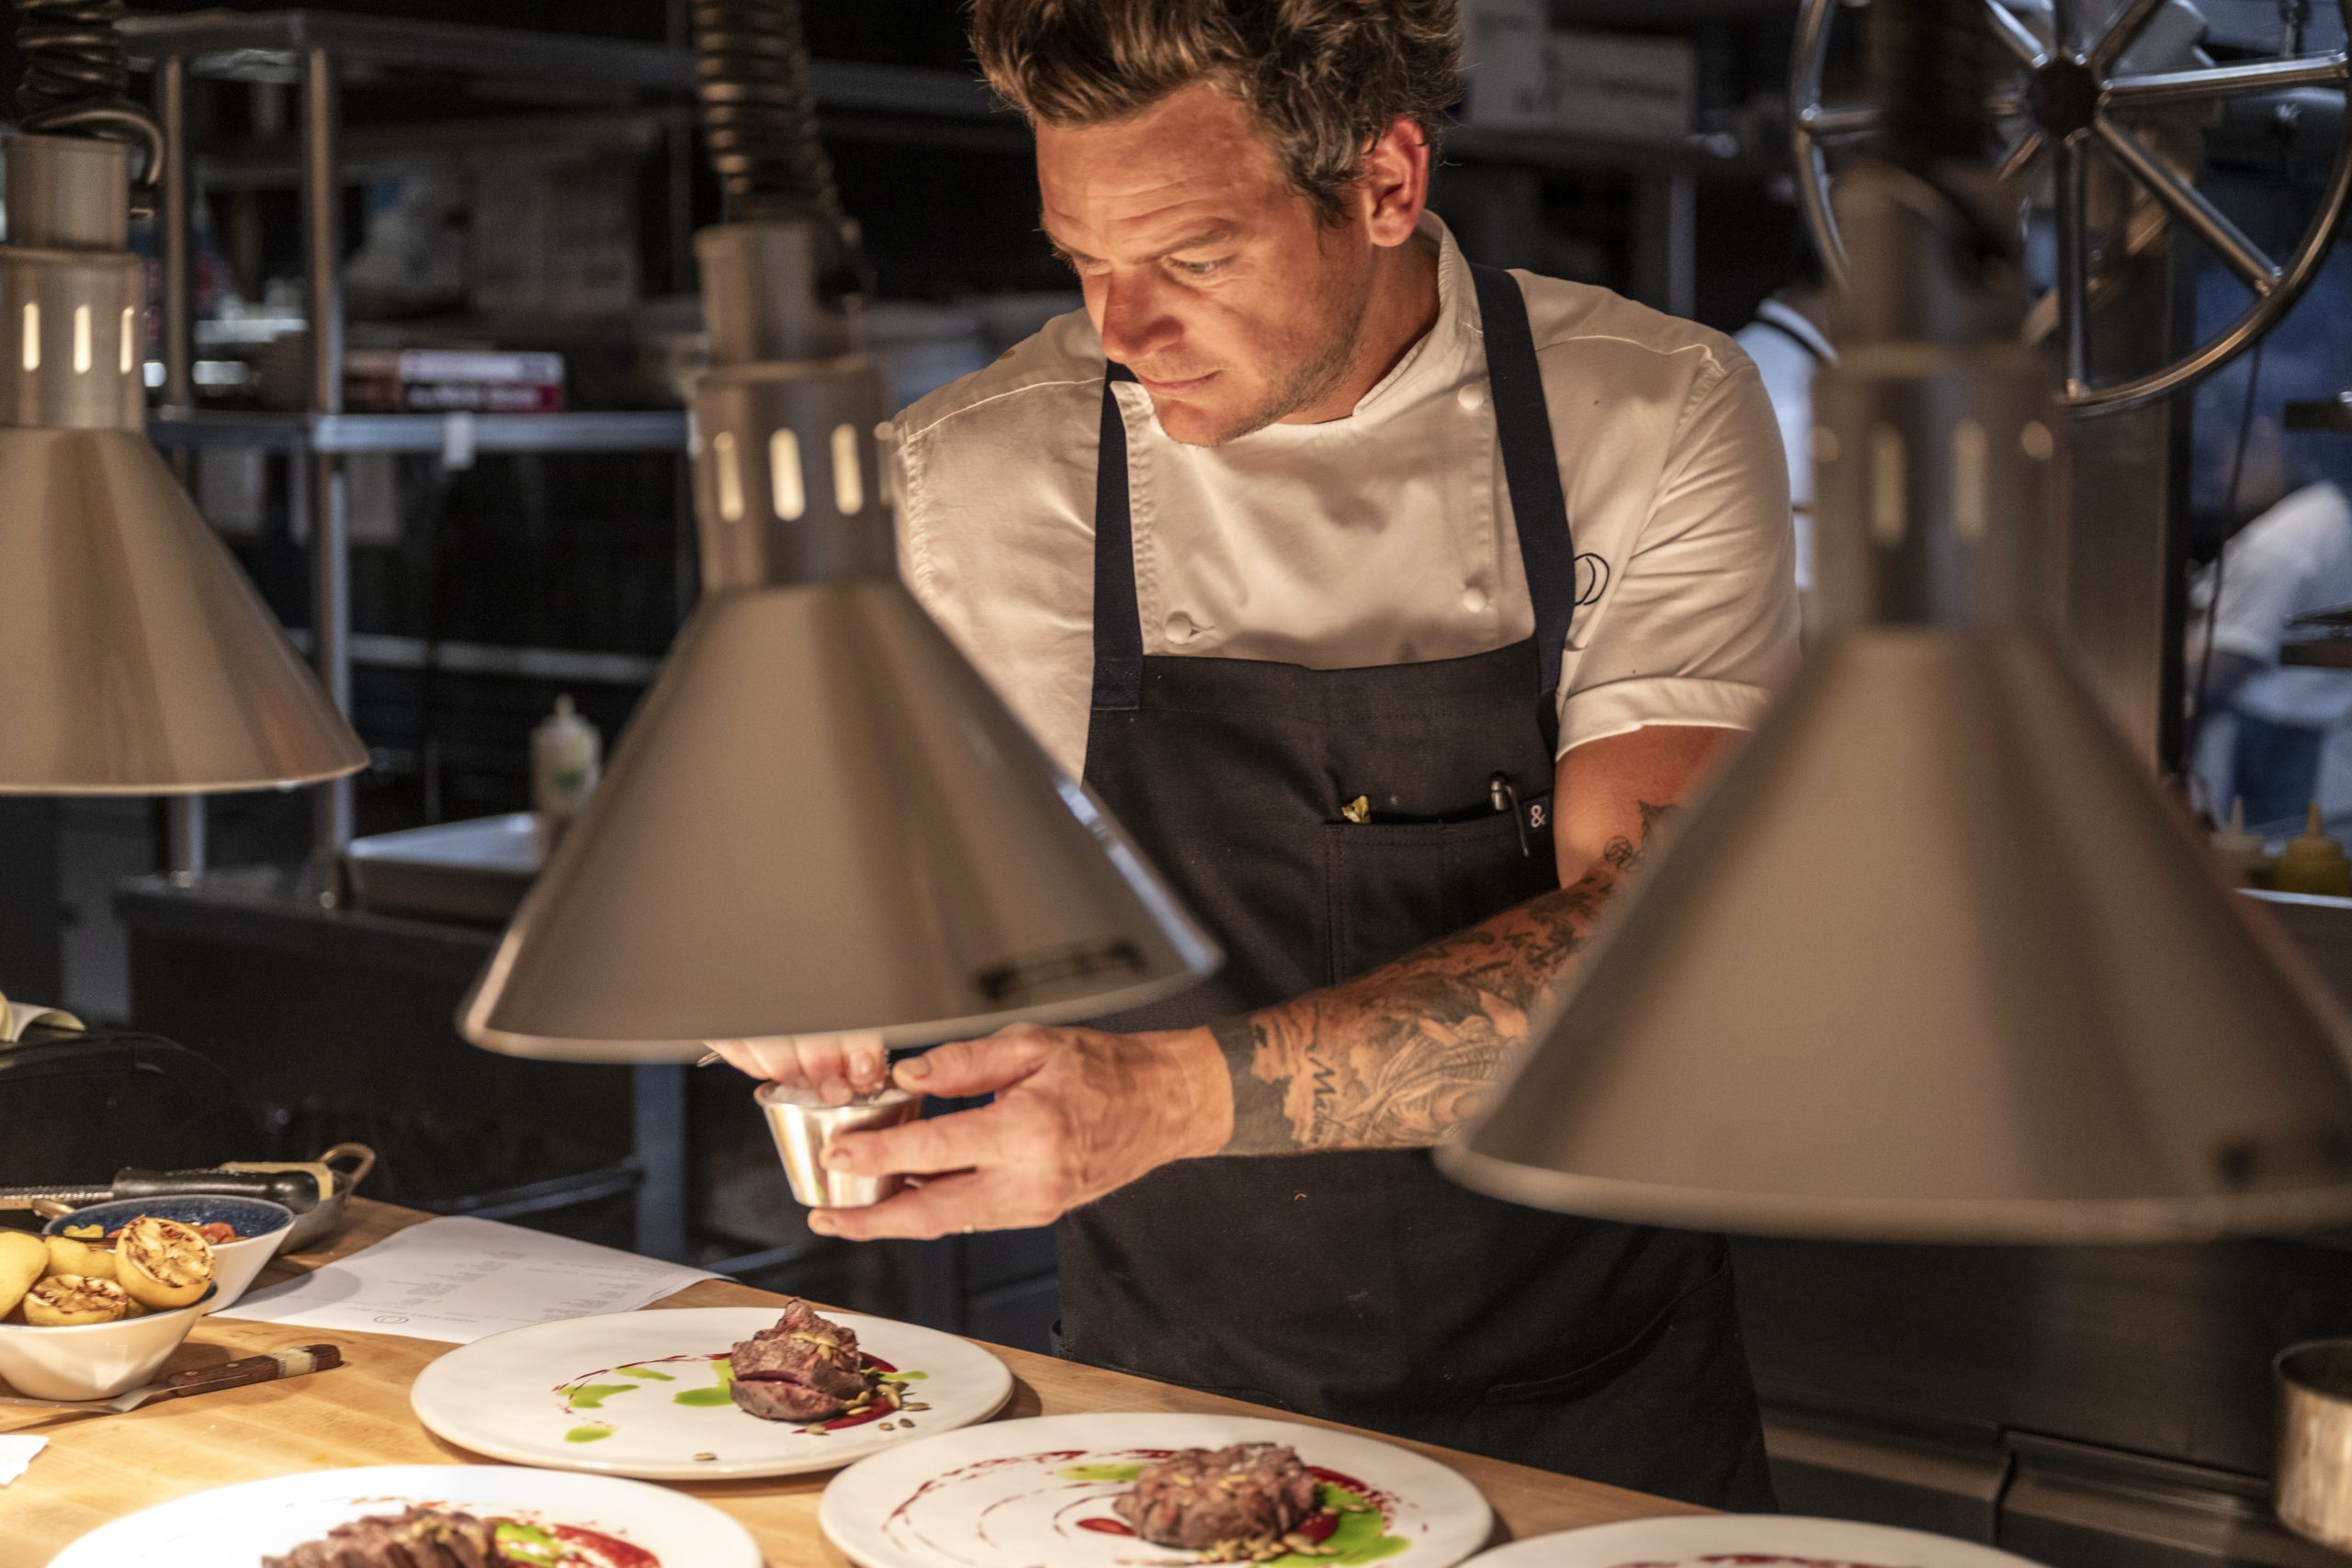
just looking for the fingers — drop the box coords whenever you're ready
[831,1033,891,1100]
[892,1025,1054,1098]
[703,1033,888,1104]
[809,1172,1047,1240]
[705,1038,802,1080]
[825,1100,1016,1179]
[808,1175,992,1241]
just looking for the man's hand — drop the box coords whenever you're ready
[705,1032,891,1105]
[806,1023,1229,1240]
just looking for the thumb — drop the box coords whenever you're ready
[894,1027,1053,1098]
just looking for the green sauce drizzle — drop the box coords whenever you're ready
[1059,1462,1146,1483]
[674,1358,738,1405]
[616,1363,676,1381]
[1051,1473,1406,1565]
[564,1382,640,1411]
[1261,1485,1408,1568]
[563,1425,615,1443]
[496,1520,564,1564]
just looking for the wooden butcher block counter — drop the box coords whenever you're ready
[5,1201,1701,1563]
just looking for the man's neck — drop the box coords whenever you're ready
[1281,237,1442,426]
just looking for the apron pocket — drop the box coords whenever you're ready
[1479,1258,1734,1404]
[1323,795,1557,980]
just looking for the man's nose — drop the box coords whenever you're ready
[1095,272,1179,366]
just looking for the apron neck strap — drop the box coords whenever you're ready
[1093,360,1146,711]
[1467,262,1576,735]
[1091,268,1577,729]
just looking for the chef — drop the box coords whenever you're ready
[715,0,1797,1509]
[1735,253,1842,614]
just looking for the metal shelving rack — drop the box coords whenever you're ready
[123,11,1001,889]
[126,12,713,887]
[147,410,690,456]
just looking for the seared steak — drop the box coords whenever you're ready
[1114,1443,1320,1552]
[728,1296,876,1423]
[262,1505,499,1568]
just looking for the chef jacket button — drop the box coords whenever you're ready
[1167,612,1197,643]
[1461,585,1489,614]
[1458,382,1489,412]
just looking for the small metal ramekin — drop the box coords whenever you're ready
[755,1082,922,1209]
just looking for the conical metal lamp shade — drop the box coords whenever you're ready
[1441,627,2352,1241]
[0,427,367,793]
[458,579,1222,1062]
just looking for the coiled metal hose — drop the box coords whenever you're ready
[689,0,844,234]
[13,0,163,208]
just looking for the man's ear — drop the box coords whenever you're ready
[1361,115,1430,248]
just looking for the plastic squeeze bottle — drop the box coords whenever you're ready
[531,694,602,825]
[2273,802,2352,897]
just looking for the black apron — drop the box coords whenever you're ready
[1058,264,1776,1511]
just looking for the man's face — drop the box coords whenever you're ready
[1036,83,1379,446]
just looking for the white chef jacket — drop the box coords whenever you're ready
[2201,482,2352,730]
[1734,297,1834,593]
[891,214,1801,780]
[2189,482,2352,826]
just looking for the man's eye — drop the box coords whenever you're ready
[1176,257,1230,277]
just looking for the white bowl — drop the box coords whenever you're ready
[44,1197,295,1315]
[0,1284,217,1400]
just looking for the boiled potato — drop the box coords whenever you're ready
[43,1234,115,1281]
[24,1274,128,1325]
[0,1231,42,1317]
[115,1215,212,1309]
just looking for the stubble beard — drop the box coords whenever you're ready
[1174,275,1374,448]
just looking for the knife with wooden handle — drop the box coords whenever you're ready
[0,1343,342,1418]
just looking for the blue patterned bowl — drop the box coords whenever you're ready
[44,1197,294,1314]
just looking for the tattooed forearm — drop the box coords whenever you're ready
[1216,800,1679,1156]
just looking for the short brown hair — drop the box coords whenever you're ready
[972,0,1462,222]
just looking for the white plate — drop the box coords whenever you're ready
[48,1463,760,1568]
[1458,1514,2048,1568]
[820,1412,1494,1568]
[411,1305,1015,1480]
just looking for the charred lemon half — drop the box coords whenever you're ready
[24,1274,129,1325]
[115,1215,213,1310]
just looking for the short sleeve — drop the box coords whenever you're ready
[1555,357,1803,754]
[2211,520,2321,665]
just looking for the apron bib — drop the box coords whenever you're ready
[1058,265,1772,1509]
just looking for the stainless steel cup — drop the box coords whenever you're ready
[755,1082,923,1208]
[2277,1339,2352,1549]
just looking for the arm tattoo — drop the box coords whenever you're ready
[1216,799,1679,1156]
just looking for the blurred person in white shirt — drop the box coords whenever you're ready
[2190,428,2352,829]
[1735,254,1842,615]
